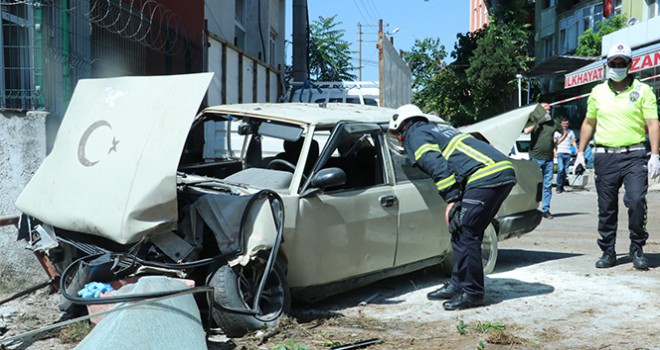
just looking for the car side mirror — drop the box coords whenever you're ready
[301,168,347,198]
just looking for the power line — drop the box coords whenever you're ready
[355,0,377,24]
[352,0,371,24]
[365,0,381,21]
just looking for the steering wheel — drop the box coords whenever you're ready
[267,159,297,172]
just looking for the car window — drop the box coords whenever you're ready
[314,128,385,190]
[390,149,428,183]
[516,140,531,152]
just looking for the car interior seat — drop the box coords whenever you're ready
[273,139,319,174]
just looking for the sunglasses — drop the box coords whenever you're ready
[607,61,629,68]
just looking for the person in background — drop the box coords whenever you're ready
[554,118,578,193]
[524,103,561,219]
[574,43,660,270]
[388,104,516,311]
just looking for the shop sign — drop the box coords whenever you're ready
[630,51,660,73]
[564,66,604,88]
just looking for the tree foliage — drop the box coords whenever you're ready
[401,38,447,91]
[466,20,533,120]
[403,1,534,126]
[575,14,627,57]
[308,15,356,81]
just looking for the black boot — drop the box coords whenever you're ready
[630,245,649,270]
[427,283,459,300]
[595,249,616,268]
[442,292,484,311]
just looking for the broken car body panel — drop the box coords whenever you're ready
[16,73,214,244]
[459,104,544,156]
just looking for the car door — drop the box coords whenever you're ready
[285,123,398,288]
[387,144,451,267]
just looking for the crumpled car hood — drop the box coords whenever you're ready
[459,104,544,155]
[16,73,213,244]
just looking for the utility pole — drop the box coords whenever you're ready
[292,0,307,81]
[357,22,362,81]
[516,74,523,107]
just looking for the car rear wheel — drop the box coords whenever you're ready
[481,224,498,274]
[208,259,290,337]
[439,223,499,275]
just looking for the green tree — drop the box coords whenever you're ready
[466,19,533,120]
[402,33,477,124]
[308,15,356,81]
[401,38,447,91]
[575,14,627,57]
[403,2,534,126]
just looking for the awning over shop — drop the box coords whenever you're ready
[564,41,660,88]
[527,55,598,77]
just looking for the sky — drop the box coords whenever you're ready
[285,0,468,82]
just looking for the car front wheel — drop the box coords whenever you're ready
[208,259,290,337]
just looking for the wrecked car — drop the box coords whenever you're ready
[14,74,543,337]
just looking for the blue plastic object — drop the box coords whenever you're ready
[77,282,114,298]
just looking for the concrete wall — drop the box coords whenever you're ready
[379,36,412,109]
[0,111,48,292]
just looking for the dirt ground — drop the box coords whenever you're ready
[2,173,660,349]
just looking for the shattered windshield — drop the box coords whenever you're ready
[178,114,310,191]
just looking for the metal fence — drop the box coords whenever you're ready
[1,0,202,115]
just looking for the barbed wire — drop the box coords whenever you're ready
[2,0,192,56]
[0,0,40,5]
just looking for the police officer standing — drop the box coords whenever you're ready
[574,43,660,270]
[388,104,516,310]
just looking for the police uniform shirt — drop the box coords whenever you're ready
[586,78,658,147]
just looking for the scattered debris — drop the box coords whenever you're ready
[329,338,382,350]
[358,293,380,306]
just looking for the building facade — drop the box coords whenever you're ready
[470,0,491,32]
[530,0,660,135]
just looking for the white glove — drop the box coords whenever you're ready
[648,154,660,180]
[573,152,586,175]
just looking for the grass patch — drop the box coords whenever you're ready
[271,339,309,350]
[486,328,525,345]
[58,321,92,344]
[472,321,506,333]
[456,320,526,346]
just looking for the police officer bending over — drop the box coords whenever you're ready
[575,43,660,270]
[388,104,516,310]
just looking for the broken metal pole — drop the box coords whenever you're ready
[0,279,54,306]
[0,216,19,228]
[329,338,382,350]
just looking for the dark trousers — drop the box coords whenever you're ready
[594,150,649,252]
[450,183,514,297]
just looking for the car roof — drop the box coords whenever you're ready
[202,103,448,127]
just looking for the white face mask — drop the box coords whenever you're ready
[607,67,628,82]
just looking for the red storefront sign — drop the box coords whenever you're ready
[630,51,660,72]
[565,49,660,88]
[564,66,604,88]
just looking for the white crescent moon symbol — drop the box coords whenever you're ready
[78,120,113,167]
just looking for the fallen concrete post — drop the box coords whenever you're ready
[74,276,208,350]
